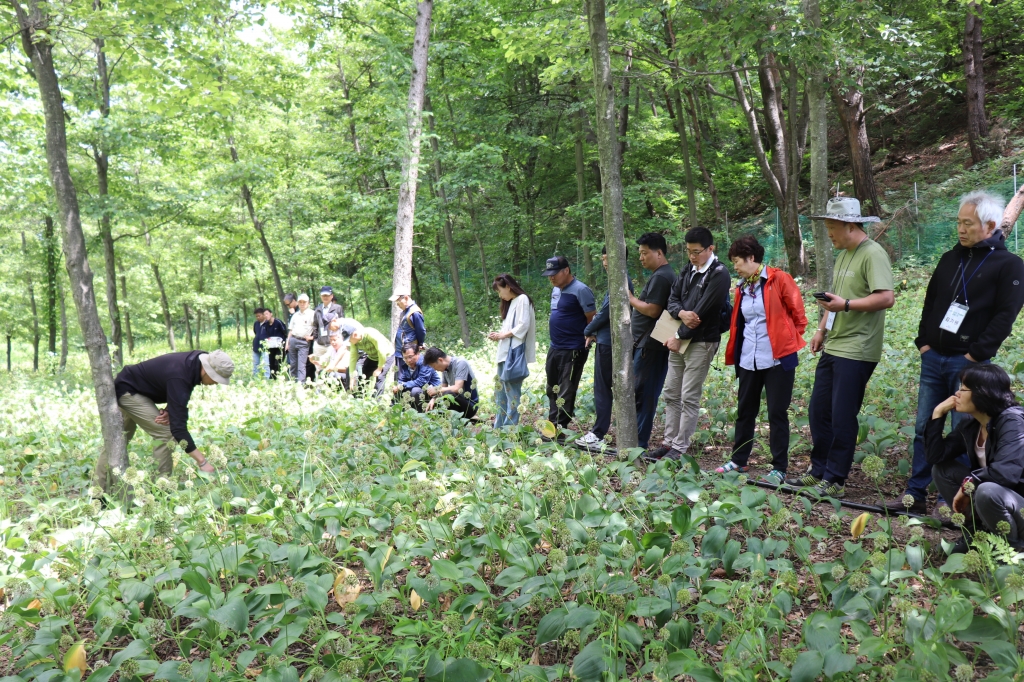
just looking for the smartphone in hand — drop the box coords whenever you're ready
[812,292,832,301]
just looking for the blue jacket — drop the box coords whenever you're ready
[397,356,440,390]
[584,280,633,346]
[395,303,427,355]
[252,319,268,353]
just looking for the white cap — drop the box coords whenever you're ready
[297,293,310,302]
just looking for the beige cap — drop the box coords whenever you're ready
[388,289,411,302]
[199,350,235,385]
[297,293,310,302]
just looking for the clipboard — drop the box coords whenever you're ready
[650,310,686,350]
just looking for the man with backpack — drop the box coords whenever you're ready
[648,227,731,461]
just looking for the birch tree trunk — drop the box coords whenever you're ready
[10,0,127,492]
[391,0,432,340]
[586,0,638,451]
[964,2,988,165]
[804,0,833,287]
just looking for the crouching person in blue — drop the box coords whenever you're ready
[927,363,1024,553]
[423,347,479,420]
[391,343,440,411]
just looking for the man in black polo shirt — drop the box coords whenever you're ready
[628,232,676,449]
[93,350,235,489]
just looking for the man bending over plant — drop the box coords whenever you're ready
[423,347,479,420]
[93,350,235,490]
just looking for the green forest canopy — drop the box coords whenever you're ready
[2,0,1024,361]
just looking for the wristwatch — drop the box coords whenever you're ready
[844,299,850,312]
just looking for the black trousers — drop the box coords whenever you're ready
[592,343,613,438]
[731,364,795,472]
[546,347,591,428]
[268,349,283,379]
[355,356,394,396]
[933,460,1024,545]
[808,353,877,485]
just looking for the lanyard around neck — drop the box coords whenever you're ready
[833,238,867,293]
[957,249,994,307]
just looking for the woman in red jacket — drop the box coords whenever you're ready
[717,236,808,484]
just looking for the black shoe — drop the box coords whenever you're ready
[880,495,927,515]
[643,446,671,461]
[783,473,821,487]
[949,537,970,555]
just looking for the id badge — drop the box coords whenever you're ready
[825,311,836,331]
[939,302,969,333]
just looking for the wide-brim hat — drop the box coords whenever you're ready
[199,350,234,385]
[809,197,881,223]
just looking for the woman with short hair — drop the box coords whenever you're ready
[488,274,536,427]
[927,363,1024,551]
[720,235,807,484]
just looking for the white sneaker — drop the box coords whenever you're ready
[575,432,602,447]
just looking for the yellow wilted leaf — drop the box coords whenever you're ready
[258,438,270,450]
[27,599,41,610]
[377,419,387,429]
[382,546,393,568]
[49,537,58,549]
[275,467,287,477]
[409,589,423,611]
[851,512,871,539]
[333,567,360,606]
[63,642,87,679]
[49,483,58,493]
[536,420,557,439]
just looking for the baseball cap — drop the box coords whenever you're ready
[320,286,333,295]
[199,350,235,385]
[297,293,310,302]
[388,288,411,302]
[339,321,364,341]
[541,256,570,276]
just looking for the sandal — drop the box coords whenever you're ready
[715,461,748,474]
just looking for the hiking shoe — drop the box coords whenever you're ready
[575,432,602,448]
[809,481,846,499]
[880,495,927,515]
[715,461,749,474]
[784,472,822,487]
[642,445,672,461]
[760,470,786,486]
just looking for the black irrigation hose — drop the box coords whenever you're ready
[745,478,953,527]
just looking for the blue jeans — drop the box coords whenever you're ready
[808,353,877,485]
[906,350,978,502]
[252,350,269,378]
[494,362,525,428]
[634,344,670,448]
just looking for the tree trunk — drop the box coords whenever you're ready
[661,13,698,231]
[6,335,10,372]
[426,96,471,346]
[964,2,988,165]
[685,90,723,224]
[1001,184,1024,232]
[93,18,122,368]
[21,232,40,371]
[726,52,808,273]
[338,61,369,194]
[360,270,374,319]
[242,301,249,341]
[831,73,882,218]
[43,215,57,354]
[575,105,593,286]
[11,0,127,492]
[214,305,222,348]
[228,137,288,318]
[184,303,194,350]
[151,263,175,350]
[586,0,638,451]
[391,0,432,340]
[236,307,241,342]
[59,274,68,370]
[118,262,134,355]
[465,189,490,290]
[804,0,834,287]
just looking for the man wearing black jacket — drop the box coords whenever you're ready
[648,227,731,460]
[93,350,235,489]
[883,190,1024,515]
[251,308,268,379]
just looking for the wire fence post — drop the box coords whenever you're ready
[1014,164,1019,252]
[914,181,920,251]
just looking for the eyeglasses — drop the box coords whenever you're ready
[687,246,709,257]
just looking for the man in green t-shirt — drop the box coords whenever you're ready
[785,198,895,499]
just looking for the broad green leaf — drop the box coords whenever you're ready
[789,650,823,682]
[210,597,248,633]
[535,609,566,645]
